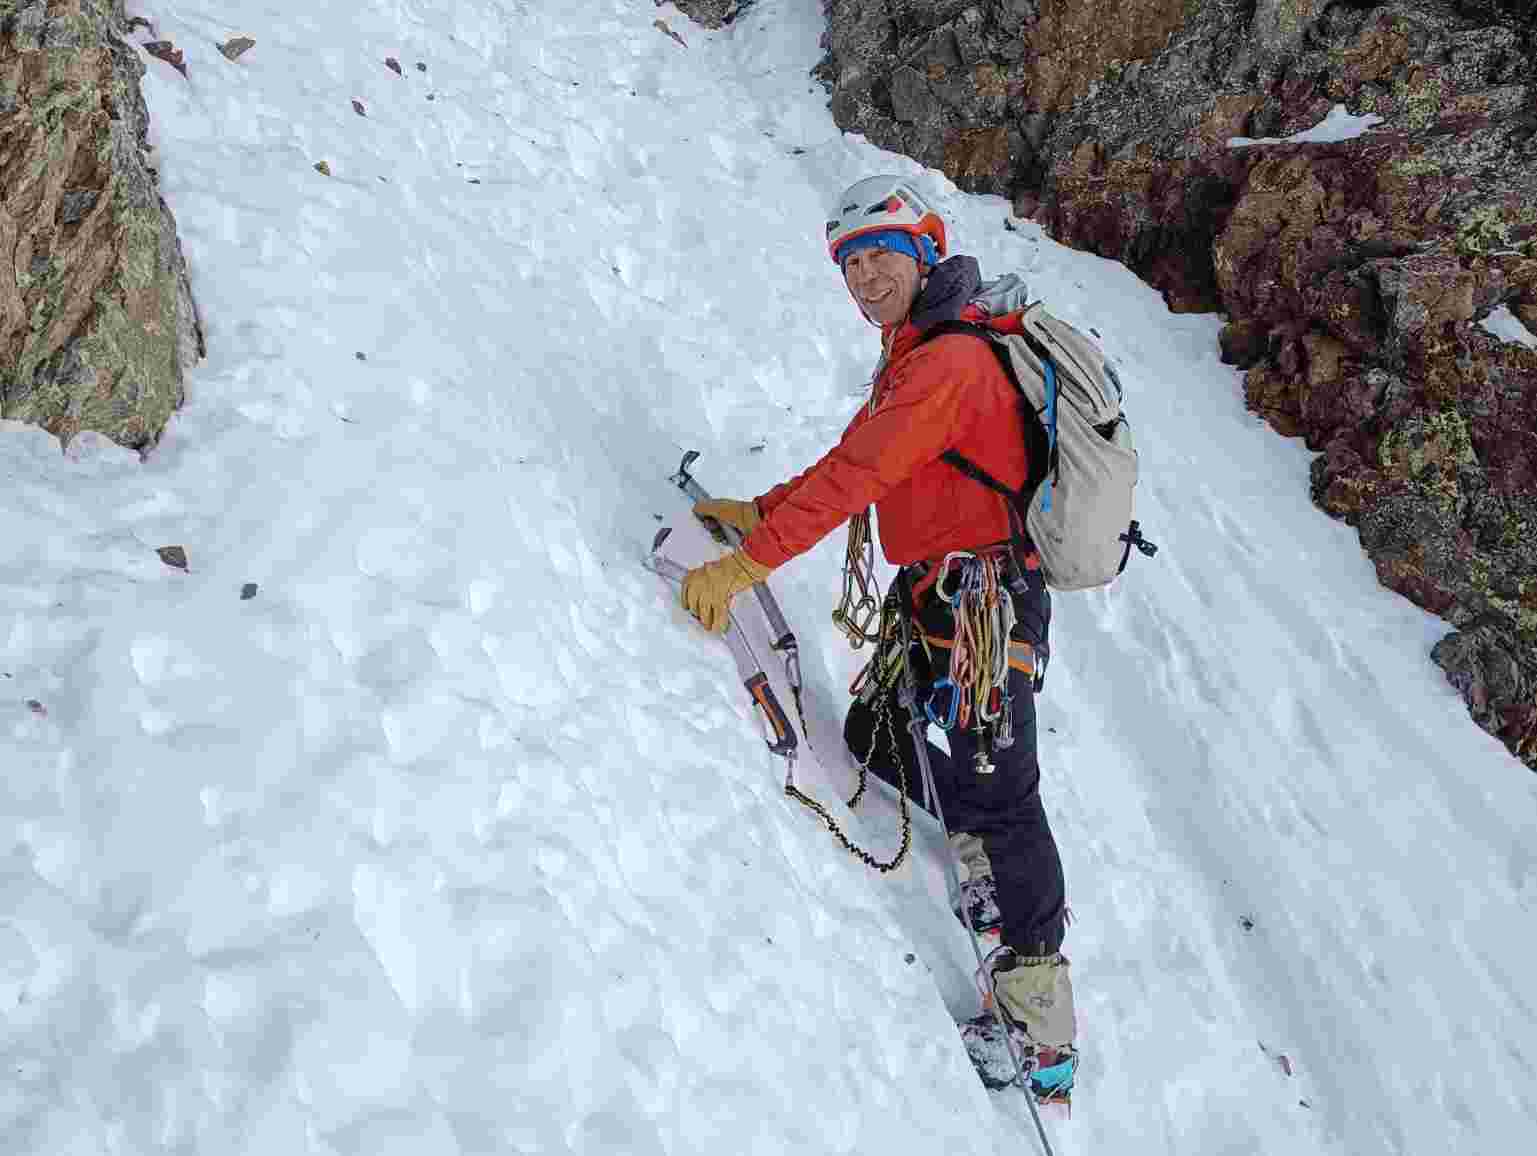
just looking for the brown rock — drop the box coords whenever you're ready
[1219,320,1268,368]
[1,0,204,450]
[1243,365,1302,438]
[1301,333,1347,389]
[944,126,1011,191]
[219,36,255,62]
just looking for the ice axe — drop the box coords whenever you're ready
[669,451,806,741]
[646,527,797,760]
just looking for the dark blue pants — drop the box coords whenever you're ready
[843,571,1067,956]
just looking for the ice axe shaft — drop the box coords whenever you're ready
[669,451,796,651]
[670,451,806,747]
[646,527,797,759]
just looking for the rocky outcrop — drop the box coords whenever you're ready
[670,0,755,30]
[817,1,1537,770]
[1,0,203,450]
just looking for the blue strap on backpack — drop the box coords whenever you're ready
[1040,358,1058,514]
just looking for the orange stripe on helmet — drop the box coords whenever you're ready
[829,216,947,264]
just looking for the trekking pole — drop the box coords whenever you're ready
[894,585,1056,1156]
[671,451,807,739]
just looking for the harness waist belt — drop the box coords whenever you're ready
[919,632,1036,677]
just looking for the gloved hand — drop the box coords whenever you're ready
[681,549,774,633]
[693,497,761,536]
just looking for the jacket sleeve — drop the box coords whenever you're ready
[754,466,814,518]
[741,340,977,569]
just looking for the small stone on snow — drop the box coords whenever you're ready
[143,40,188,77]
[653,19,687,47]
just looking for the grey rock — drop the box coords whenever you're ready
[890,66,932,123]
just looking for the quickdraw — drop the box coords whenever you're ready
[832,507,881,648]
[927,551,1019,772]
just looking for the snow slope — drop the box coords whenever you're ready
[4,1,1536,1154]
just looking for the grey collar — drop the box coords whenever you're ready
[909,256,982,333]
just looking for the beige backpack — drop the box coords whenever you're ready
[924,299,1157,591]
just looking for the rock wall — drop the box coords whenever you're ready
[818,1,1537,770]
[0,0,202,450]
[670,0,755,29]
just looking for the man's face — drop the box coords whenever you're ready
[842,245,924,327]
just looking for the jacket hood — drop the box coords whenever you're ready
[909,256,982,333]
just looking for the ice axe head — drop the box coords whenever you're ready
[670,450,700,490]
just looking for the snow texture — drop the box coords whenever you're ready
[1229,104,1385,148]
[3,2,1536,1154]
[1480,304,1537,350]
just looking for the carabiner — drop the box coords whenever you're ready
[935,551,977,607]
[924,677,960,730]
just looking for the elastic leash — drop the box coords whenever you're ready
[787,585,915,873]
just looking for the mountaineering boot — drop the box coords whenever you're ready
[949,831,1002,941]
[959,947,1077,1103]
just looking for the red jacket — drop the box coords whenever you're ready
[743,297,1029,571]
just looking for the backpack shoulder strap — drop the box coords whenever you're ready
[917,319,1050,503]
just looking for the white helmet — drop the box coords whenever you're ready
[824,175,948,266]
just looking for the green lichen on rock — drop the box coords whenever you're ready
[1501,513,1529,551]
[1470,558,1537,641]
[1458,205,1512,256]
[1401,74,1443,131]
[0,0,201,449]
[1376,407,1478,516]
[1275,0,1310,38]
[1392,153,1441,179]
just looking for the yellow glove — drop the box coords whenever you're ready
[681,549,774,633]
[693,497,761,536]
